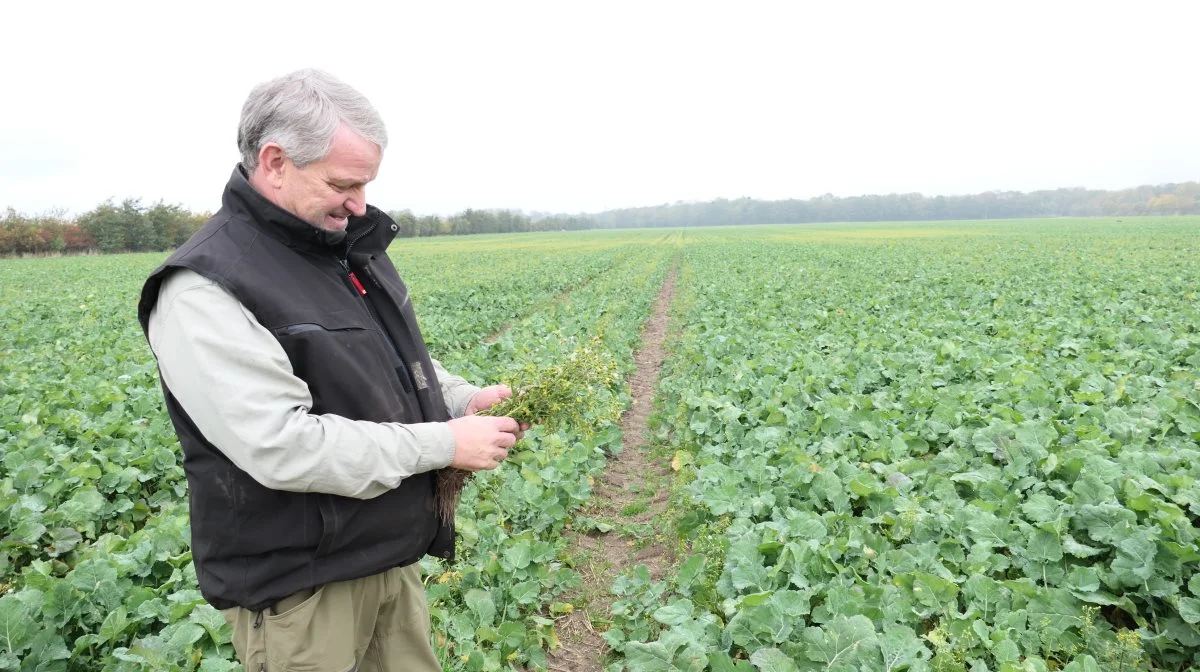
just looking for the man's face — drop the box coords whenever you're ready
[275,125,382,232]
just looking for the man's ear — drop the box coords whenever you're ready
[257,143,289,190]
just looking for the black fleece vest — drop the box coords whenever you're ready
[138,168,454,611]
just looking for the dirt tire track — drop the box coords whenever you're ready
[544,264,678,672]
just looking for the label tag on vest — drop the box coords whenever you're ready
[409,362,429,390]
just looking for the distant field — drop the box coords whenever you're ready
[0,217,1197,671]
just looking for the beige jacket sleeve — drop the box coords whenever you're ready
[431,358,481,418]
[147,269,480,500]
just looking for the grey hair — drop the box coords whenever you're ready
[237,69,388,172]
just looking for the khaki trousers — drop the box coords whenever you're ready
[221,564,441,671]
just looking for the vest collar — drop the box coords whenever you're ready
[222,165,397,255]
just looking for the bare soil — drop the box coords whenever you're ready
[544,266,678,672]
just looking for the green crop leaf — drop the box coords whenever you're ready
[878,625,928,672]
[163,621,205,651]
[653,600,695,627]
[912,573,959,609]
[1074,504,1136,544]
[1109,529,1156,587]
[1062,535,1105,558]
[993,638,1021,663]
[97,606,129,644]
[1021,494,1064,524]
[624,641,675,671]
[199,658,241,672]
[748,647,799,672]
[1061,655,1102,672]
[675,554,705,594]
[1177,597,1200,624]
[1065,566,1100,593]
[463,589,496,627]
[23,628,71,667]
[1026,530,1063,563]
[189,603,230,646]
[709,651,755,672]
[800,615,878,670]
[503,539,532,570]
[0,595,31,655]
[507,580,540,605]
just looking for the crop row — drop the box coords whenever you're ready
[423,237,678,671]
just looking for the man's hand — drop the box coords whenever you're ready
[464,385,512,416]
[465,385,530,437]
[447,415,520,471]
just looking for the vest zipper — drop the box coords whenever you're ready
[339,218,376,298]
[336,218,417,393]
[342,218,378,269]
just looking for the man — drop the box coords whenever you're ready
[137,69,521,671]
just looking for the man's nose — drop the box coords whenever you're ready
[345,190,367,217]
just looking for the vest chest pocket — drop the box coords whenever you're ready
[269,313,418,423]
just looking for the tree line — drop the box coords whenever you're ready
[588,182,1200,229]
[385,208,593,237]
[0,201,595,256]
[0,200,208,256]
[3,181,1197,256]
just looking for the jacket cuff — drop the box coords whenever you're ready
[446,383,483,418]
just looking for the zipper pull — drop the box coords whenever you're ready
[348,271,367,296]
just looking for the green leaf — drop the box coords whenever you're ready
[1020,494,1063,524]
[57,487,106,525]
[463,589,496,627]
[503,539,532,570]
[800,615,878,670]
[10,519,46,546]
[23,628,71,666]
[67,558,118,593]
[1109,529,1155,587]
[675,554,705,592]
[507,580,540,605]
[878,625,928,672]
[1062,535,1104,558]
[624,641,674,671]
[912,572,959,608]
[1026,530,1063,563]
[1066,566,1100,593]
[163,621,205,651]
[993,638,1021,663]
[199,658,241,672]
[709,651,755,672]
[189,603,230,646]
[726,540,768,592]
[98,606,129,644]
[1178,597,1200,624]
[46,527,83,557]
[0,595,31,654]
[1061,655,1102,672]
[1074,504,1135,544]
[748,647,799,672]
[653,600,695,626]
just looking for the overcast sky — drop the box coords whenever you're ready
[2,1,1196,217]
